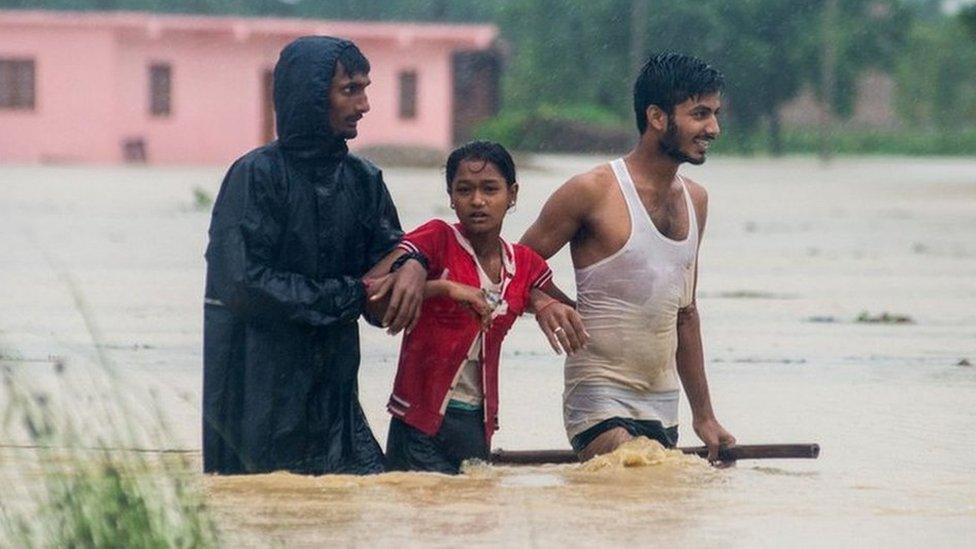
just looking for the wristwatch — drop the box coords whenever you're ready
[390,251,430,273]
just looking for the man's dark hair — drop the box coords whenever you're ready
[445,141,516,193]
[633,52,724,134]
[337,43,370,75]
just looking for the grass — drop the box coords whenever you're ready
[0,255,220,548]
[193,186,214,211]
[1,446,216,548]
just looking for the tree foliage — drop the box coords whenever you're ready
[894,15,976,129]
[2,0,973,148]
[495,0,914,150]
[960,3,976,37]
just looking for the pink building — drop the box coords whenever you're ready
[0,10,500,165]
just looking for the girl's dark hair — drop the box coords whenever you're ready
[445,141,516,192]
[633,52,724,134]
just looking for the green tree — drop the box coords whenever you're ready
[895,16,976,130]
[494,0,911,154]
[631,1,908,154]
[960,3,976,37]
[497,0,631,114]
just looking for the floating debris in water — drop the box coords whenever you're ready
[806,312,914,324]
[712,357,807,365]
[704,290,796,300]
[97,342,155,350]
[806,316,838,323]
[855,311,914,324]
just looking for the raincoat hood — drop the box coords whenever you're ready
[273,36,354,157]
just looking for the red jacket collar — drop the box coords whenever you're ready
[449,223,516,282]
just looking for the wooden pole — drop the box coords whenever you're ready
[491,443,820,465]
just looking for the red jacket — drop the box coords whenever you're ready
[387,220,552,444]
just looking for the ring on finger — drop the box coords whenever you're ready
[553,326,564,334]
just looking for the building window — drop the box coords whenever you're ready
[0,59,36,110]
[398,71,417,120]
[149,63,171,117]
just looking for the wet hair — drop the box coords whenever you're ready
[633,52,724,134]
[336,43,370,76]
[445,141,516,193]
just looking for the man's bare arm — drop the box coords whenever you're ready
[529,283,588,355]
[673,183,735,462]
[519,173,597,260]
[676,301,734,457]
[520,174,599,352]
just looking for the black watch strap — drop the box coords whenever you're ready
[390,251,429,273]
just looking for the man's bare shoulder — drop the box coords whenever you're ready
[680,175,708,204]
[556,163,617,204]
[680,174,709,230]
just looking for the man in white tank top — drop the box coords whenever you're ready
[521,52,736,463]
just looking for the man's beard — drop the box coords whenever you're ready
[659,118,705,165]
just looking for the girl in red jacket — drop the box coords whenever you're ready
[364,141,583,474]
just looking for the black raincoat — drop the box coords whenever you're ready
[202,37,402,475]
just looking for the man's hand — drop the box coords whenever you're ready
[693,416,736,465]
[534,298,588,355]
[366,260,426,334]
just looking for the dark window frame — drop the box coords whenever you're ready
[0,58,36,111]
[149,62,172,117]
[398,70,418,120]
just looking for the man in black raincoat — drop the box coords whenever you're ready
[202,37,427,475]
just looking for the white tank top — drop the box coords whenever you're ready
[563,158,698,439]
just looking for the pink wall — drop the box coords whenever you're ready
[356,39,455,153]
[113,32,285,164]
[0,11,497,165]
[0,25,119,163]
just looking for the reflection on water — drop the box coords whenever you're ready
[205,438,718,546]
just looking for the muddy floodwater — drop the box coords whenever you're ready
[1,155,974,547]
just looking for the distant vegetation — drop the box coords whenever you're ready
[192,186,213,211]
[4,0,974,155]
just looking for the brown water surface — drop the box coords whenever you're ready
[1,156,974,547]
[206,439,718,547]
